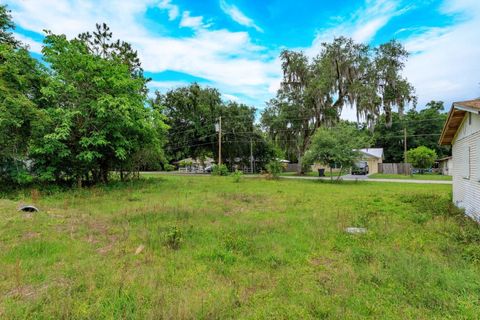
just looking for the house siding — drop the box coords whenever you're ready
[452,112,480,221]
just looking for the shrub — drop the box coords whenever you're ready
[407,146,437,173]
[231,170,243,183]
[164,226,183,250]
[266,160,282,179]
[212,164,229,176]
[163,163,175,171]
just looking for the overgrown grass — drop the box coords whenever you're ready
[1,175,478,319]
[369,173,452,180]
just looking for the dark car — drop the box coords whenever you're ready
[352,161,369,175]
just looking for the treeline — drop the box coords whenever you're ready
[1,4,449,187]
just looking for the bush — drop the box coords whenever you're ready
[212,164,229,176]
[163,163,175,171]
[266,160,282,179]
[231,170,243,183]
[407,146,437,173]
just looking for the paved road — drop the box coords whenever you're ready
[278,175,452,185]
[143,171,452,185]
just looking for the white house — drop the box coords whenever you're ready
[437,156,453,176]
[439,99,480,221]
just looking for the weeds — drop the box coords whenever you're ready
[164,225,183,250]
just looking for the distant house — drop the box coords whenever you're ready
[174,157,214,173]
[311,148,384,174]
[358,148,384,174]
[437,156,453,176]
[439,99,480,221]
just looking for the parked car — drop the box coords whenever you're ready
[352,161,369,175]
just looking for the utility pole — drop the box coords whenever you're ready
[217,116,222,165]
[404,127,407,175]
[250,138,253,174]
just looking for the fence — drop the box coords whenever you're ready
[378,163,412,175]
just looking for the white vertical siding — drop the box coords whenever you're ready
[452,112,480,221]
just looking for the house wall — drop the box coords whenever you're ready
[366,158,381,174]
[440,159,453,176]
[452,112,480,221]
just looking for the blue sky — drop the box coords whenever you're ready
[5,0,480,119]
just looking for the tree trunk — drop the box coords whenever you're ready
[330,167,333,182]
[76,175,82,188]
[297,155,303,175]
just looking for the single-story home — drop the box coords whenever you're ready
[358,148,384,174]
[437,156,453,176]
[311,147,384,174]
[439,99,480,221]
[174,157,214,172]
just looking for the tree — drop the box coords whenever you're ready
[0,5,20,47]
[303,123,372,180]
[373,101,449,162]
[406,146,437,173]
[157,83,222,161]
[30,26,166,186]
[262,37,415,173]
[0,5,47,184]
[158,85,276,170]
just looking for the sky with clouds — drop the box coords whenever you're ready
[4,0,480,119]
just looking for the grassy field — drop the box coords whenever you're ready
[1,175,479,319]
[369,173,452,181]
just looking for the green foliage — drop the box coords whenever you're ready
[212,164,229,176]
[407,146,437,171]
[164,225,183,250]
[374,101,449,162]
[0,9,47,185]
[231,170,243,183]
[262,37,415,171]
[304,123,372,179]
[29,26,166,186]
[0,5,20,47]
[265,160,283,178]
[163,164,175,171]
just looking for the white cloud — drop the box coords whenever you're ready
[179,11,204,29]
[222,93,240,102]
[219,0,263,32]
[403,0,480,107]
[13,32,42,53]
[158,0,179,20]
[307,0,408,56]
[5,0,279,108]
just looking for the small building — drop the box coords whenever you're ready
[439,99,480,221]
[358,148,384,174]
[311,148,384,174]
[437,156,453,176]
[175,157,214,173]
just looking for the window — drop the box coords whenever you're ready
[469,112,472,125]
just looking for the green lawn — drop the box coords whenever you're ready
[1,175,479,319]
[369,173,452,181]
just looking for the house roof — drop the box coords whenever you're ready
[437,156,452,162]
[359,148,383,159]
[439,99,480,145]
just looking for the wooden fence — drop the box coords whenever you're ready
[378,163,412,175]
